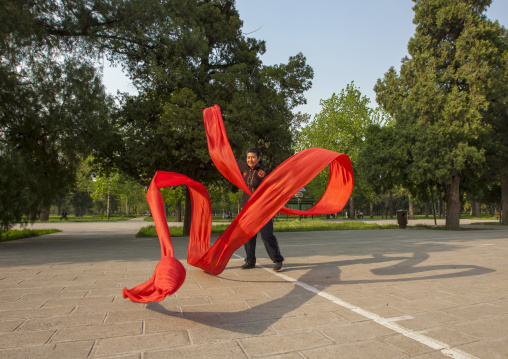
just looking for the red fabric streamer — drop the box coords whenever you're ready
[123,105,354,303]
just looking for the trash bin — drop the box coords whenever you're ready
[396,210,408,229]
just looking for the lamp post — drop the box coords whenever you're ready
[295,188,305,221]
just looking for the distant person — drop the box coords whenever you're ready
[60,210,68,221]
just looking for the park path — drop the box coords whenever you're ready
[1,217,507,358]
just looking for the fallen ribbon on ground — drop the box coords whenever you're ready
[123,105,354,302]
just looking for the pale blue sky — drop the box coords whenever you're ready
[103,0,508,118]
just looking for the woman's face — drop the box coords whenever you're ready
[246,152,261,169]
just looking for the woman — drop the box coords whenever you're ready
[238,148,284,271]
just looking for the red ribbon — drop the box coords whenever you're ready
[123,105,354,302]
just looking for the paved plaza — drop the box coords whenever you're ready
[1,217,507,358]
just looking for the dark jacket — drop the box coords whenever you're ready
[238,161,271,207]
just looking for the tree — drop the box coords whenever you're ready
[228,189,242,215]
[296,82,377,217]
[358,124,407,196]
[161,186,186,221]
[112,1,314,234]
[482,26,508,223]
[0,0,125,229]
[1,1,314,231]
[374,0,507,229]
[0,56,117,227]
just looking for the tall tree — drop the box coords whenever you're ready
[112,1,313,234]
[357,123,407,196]
[482,26,508,223]
[374,0,507,229]
[0,0,128,229]
[296,82,376,216]
[1,1,314,232]
[0,57,117,227]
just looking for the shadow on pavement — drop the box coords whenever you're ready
[145,251,494,334]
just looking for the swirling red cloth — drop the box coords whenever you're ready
[123,105,354,303]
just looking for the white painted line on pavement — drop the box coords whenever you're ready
[385,315,414,322]
[233,254,478,359]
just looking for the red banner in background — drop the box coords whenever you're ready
[123,105,354,303]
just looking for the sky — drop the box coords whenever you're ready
[102,0,508,118]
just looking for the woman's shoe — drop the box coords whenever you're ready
[241,262,255,269]
[273,261,283,271]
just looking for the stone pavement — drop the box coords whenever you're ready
[1,218,507,358]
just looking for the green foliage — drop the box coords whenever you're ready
[296,82,375,201]
[227,189,242,213]
[113,1,314,187]
[161,186,185,206]
[0,229,61,242]
[1,1,314,230]
[297,82,372,161]
[136,220,402,238]
[105,1,314,234]
[38,214,137,222]
[357,124,408,196]
[87,169,147,216]
[136,225,162,237]
[0,1,127,229]
[0,57,117,229]
[372,0,507,228]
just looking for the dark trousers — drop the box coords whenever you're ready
[244,218,284,264]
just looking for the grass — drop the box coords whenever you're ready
[0,229,61,242]
[136,220,400,238]
[143,216,239,223]
[472,222,504,225]
[39,214,139,222]
[459,214,499,220]
[411,214,499,220]
[143,213,501,223]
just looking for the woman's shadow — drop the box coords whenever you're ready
[146,251,494,335]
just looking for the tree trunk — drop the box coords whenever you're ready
[445,171,461,230]
[430,188,437,225]
[349,197,355,220]
[388,191,394,219]
[106,191,111,220]
[501,175,508,224]
[40,204,51,222]
[369,202,374,218]
[424,202,429,218]
[474,202,481,218]
[408,196,414,219]
[183,187,191,235]
[73,202,79,217]
[175,199,182,222]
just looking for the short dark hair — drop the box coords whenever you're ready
[246,147,261,157]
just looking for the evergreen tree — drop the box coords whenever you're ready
[374,0,507,229]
